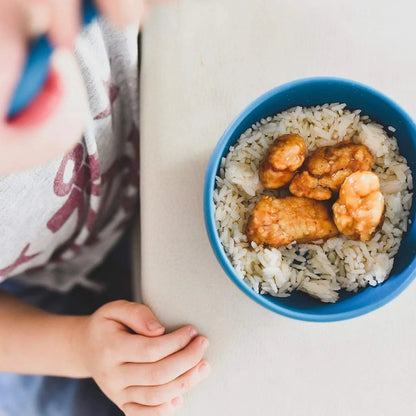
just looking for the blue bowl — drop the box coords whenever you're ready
[204,77,416,322]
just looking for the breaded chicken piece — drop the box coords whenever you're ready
[246,195,338,247]
[288,171,333,200]
[332,171,384,242]
[259,134,306,189]
[289,142,374,200]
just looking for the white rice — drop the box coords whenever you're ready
[214,103,413,303]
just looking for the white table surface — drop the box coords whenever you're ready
[138,1,416,414]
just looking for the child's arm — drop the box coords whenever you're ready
[0,289,88,377]
[0,291,210,414]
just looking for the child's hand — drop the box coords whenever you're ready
[80,300,211,415]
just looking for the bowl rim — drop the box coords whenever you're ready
[203,76,416,322]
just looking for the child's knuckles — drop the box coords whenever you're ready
[126,303,154,323]
[112,299,131,308]
[100,299,130,315]
[148,366,171,386]
[106,300,150,321]
[121,301,143,316]
[124,386,160,407]
[141,339,163,363]
[142,387,164,407]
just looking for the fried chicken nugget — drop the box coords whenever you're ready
[247,195,338,247]
[289,142,374,200]
[259,134,306,189]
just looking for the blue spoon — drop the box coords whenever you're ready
[7,0,98,119]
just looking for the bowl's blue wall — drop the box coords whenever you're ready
[204,77,416,322]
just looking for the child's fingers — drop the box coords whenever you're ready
[46,0,80,48]
[1,49,87,176]
[0,2,87,176]
[121,325,198,363]
[120,336,209,386]
[0,1,26,116]
[23,0,51,38]
[123,361,210,406]
[122,398,180,416]
[101,300,165,337]
[94,0,146,26]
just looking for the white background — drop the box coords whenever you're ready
[138,1,416,414]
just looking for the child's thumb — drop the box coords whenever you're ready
[103,300,165,337]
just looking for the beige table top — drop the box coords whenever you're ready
[138,0,416,414]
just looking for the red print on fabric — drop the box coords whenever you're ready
[0,244,40,277]
[88,124,140,238]
[47,144,100,234]
[94,79,119,120]
[47,121,138,255]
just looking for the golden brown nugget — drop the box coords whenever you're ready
[289,142,374,200]
[259,134,306,189]
[247,195,338,247]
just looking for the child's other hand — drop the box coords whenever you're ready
[0,0,150,176]
[80,300,211,415]
[0,1,88,176]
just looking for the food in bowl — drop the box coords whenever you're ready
[247,195,338,246]
[258,133,306,189]
[214,103,413,303]
[289,141,374,200]
[332,170,385,242]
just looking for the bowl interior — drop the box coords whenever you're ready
[206,77,416,321]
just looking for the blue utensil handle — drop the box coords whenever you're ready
[7,0,97,118]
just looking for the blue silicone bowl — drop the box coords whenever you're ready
[204,77,416,322]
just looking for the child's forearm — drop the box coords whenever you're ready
[0,290,90,378]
